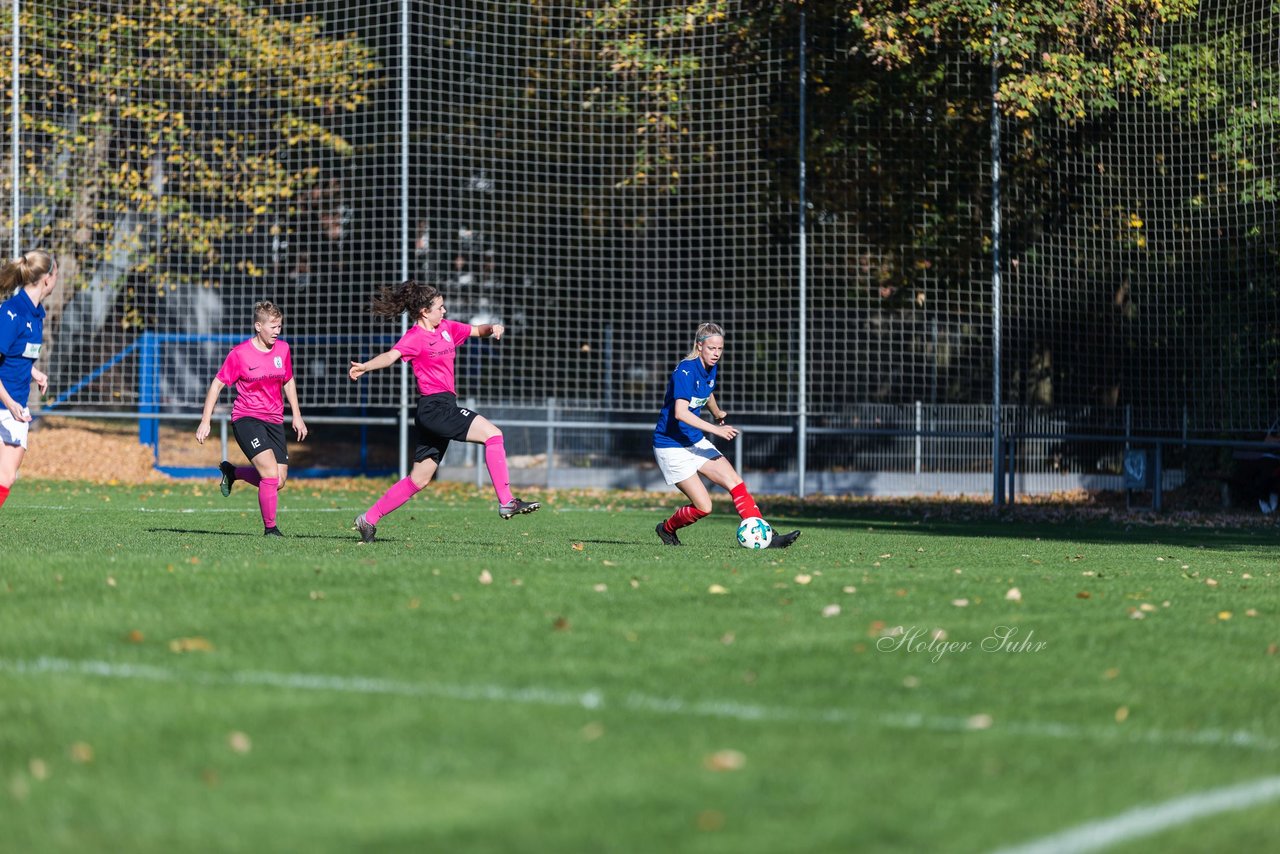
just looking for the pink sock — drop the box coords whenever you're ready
[484,435,514,505]
[236,467,262,487]
[258,477,279,528]
[366,477,423,525]
[0,484,9,509]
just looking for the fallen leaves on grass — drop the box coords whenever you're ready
[703,749,746,771]
[169,636,214,653]
[708,584,729,595]
[227,732,252,754]
[478,570,493,585]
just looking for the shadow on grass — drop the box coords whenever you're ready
[761,500,1280,550]
[145,526,360,541]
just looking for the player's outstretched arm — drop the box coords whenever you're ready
[471,323,504,340]
[349,349,402,381]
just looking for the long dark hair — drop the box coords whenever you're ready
[370,278,441,320]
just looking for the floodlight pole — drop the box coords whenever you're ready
[796,6,808,498]
[990,3,1005,508]
[10,0,19,257]
[398,0,411,478]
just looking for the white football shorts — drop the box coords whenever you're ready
[0,406,31,450]
[653,437,723,485]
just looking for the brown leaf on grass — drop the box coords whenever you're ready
[708,584,729,595]
[1114,706,1130,723]
[1076,591,1092,599]
[571,542,585,551]
[169,636,214,653]
[697,810,726,831]
[552,616,571,632]
[478,570,493,585]
[28,759,48,781]
[580,722,605,741]
[965,714,994,731]
[227,732,252,754]
[69,742,94,763]
[125,629,145,644]
[703,749,746,771]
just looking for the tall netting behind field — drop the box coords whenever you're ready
[794,15,994,474]
[8,2,792,433]
[388,2,791,419]
[10,1,1280,487]
[8,0,402,414]
[1001,1,1280,438]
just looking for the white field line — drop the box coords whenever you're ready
[989,775,1280,854]
[1,656,1275,754]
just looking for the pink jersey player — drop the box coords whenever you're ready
[196,301,308,536]
[347,279,539,543]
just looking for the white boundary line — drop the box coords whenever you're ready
[1,656,1275,755]
[989,775,1280,854]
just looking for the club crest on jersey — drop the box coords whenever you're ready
[273,356,283,369]
[442,330,454,343]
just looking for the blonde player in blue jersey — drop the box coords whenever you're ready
[0,250,57,511]
[652,321,800,549]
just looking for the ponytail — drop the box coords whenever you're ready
[0,249,54,296]
[371,278,442,319]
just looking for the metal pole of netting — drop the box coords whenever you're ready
[10,0,19,257]
[398,0,411,478]
[990,3,1004,508]
[796,7,808,498]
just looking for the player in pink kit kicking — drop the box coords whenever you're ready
[348,278,538,544]
[196,301,309,536]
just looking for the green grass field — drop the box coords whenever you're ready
[3,480,1279,853]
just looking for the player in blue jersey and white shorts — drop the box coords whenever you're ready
[0,250,58,511]
[652,322,800,548]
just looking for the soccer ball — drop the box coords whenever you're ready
[736,516,773,549]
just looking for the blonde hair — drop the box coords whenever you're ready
[0,249,55,296]
[253,300,284,325]
[683,321,725,361]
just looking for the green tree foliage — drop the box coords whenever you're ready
[13,0,377,311]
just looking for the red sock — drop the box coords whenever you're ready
[730,482,762,520]
[664,504,708,532]
[484,435,514,505]
[0,484,9,509]
[258,477,279,528]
